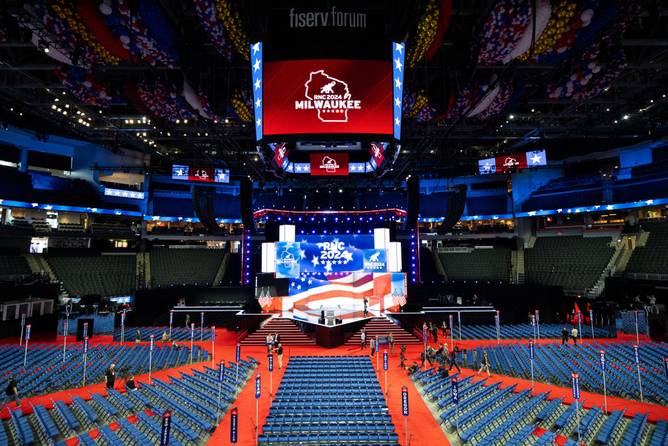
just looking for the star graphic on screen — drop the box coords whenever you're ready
[395,43,404,54]
[252,42,260,54]
[324,261,333,273]
[395,117,400,126]
[296,284,301,290]
[395,97,401,107]
[530,152,542,164]
[342,251,353,263]
[256,118,262,127]
[254,79,261,90]
[253,59,261,72]
[255,98,261,108]
[482,162,493,172]
[311,256,319,267]
[299,249,306,259]
[394,57,403,71]
[307,279,313,285]
[394,77,402,89]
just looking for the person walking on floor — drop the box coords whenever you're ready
[105,364,116,390]
[477,351,491,377]
[276,343,283,369]
[388,333,394,353]
[561,327,569,345]
[448,346,462,373]
[571,327,578,344]
[441,320,448,339]
[363,297,369,317]
[430,322,438,343]
[360,329,366,350]
[370,336,376,356]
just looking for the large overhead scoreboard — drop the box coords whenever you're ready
[249,5,404,176]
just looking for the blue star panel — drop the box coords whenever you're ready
[392,42,405,140]
[250,42,263,141]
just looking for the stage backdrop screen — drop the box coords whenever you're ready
[263,59,393,136]
[275,234,388,278]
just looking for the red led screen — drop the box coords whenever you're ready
[263,59,393,136]
[309,152,349,176]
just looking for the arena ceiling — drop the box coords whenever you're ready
[0,0,666,180]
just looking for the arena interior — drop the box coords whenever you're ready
[0,1,667,445]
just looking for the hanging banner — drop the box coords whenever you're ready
[599,350,606,371]
[255,375,261,399]
[401,385,409,416]
[150,335,154,351]
[268,353,274,372]
[121,312,126,328]
[383,351,388,371]
[571,373,580,399]
[230,407,238,443]
[160,411,171,446]
[25,324,31,341]
[451,377,459,404]
[236,344,241,362]
[219,361,226,382]
[212,326,216,342]
[83,322,88,338]
[529,341,535,360]
[633,344,640,365]
[83,336,89,354]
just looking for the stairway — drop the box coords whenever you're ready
[240,317,315,345]
[345,317,422,346]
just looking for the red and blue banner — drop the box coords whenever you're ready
[310,152,349,176]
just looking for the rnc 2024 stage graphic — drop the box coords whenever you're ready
[259,234,406,322]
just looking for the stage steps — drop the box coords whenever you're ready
[240,318,315,345]
[345,317,422,346]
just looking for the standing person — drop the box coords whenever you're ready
[571,327,578,344]
[105,364,116,390]
[274,333,281,347]
[184,314,191,328]
[431,322,439,343]
[4,378,20,408]
[477,350,491,377]
[276,343,284,369]
[441,320,448,339]
[388,333,395,353]
[135,329,141,344]
[448,346,462,373]
[161,331,168,343]
[363,297,369,317]
[399,350,406,370]
[360,329,366,350]
[370,336,376,356]
[266,333,273,353]
[561,327,569,345]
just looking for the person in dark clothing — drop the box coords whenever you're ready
[4,378,20,407]
[408,362,420,375]
[448,346,462,373]
[126,375,137,391]
[561,327,569,345]
[439,364,450,379]
[276,343,284,369]
[363,297,369,316]
[184,314,191,328]
[135,329,141,343]
[399,351,406,370]
[430,322,438,343]
[105,364,116,389]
